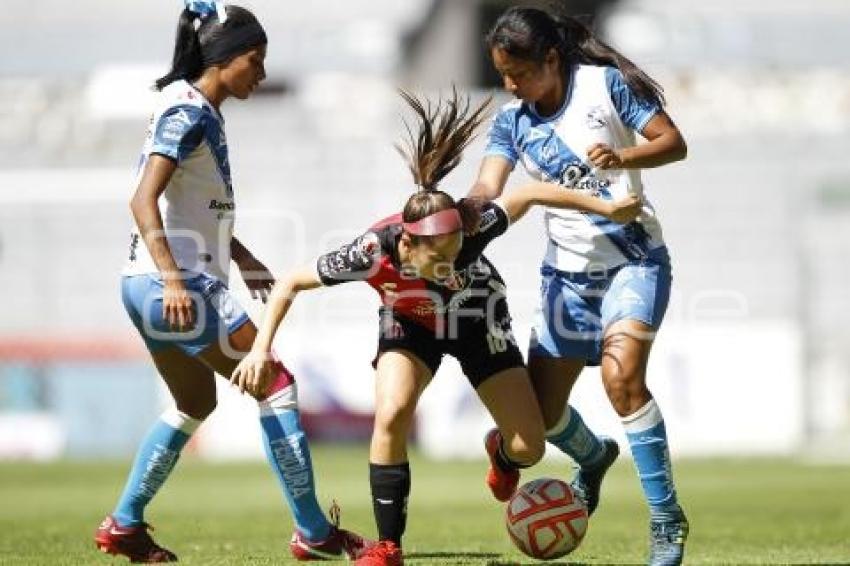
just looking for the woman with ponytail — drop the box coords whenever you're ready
[96,2,369,562]
[469,6,689,566]
[232,88,640,566]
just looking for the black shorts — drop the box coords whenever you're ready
[372,300,525,389]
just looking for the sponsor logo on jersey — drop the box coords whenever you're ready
[161,109,193,141]
[479,207,499,232]
[208,199,235,211]
[559,160,610,194]
[560,161,592,188]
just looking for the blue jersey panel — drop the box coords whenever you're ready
[201,115,233,196]
[484,108,520,166]
[150,105,206,163]
[604,67,659,133]
[512,119,651,260]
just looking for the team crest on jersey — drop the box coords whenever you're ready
[441,271,468,292]
[585,106,607,129]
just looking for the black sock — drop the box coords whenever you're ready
[369,462,410,546]
[494,437,530,473]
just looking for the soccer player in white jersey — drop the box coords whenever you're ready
[95,2,369,562]
[468,7,689,566]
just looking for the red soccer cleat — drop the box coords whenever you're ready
[94,515,177,563]
[289,501,374,561]
[484,428,520,502]
[290,526,373,561]
[355,540,403,566]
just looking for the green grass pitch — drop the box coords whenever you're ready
[1,447,848,564]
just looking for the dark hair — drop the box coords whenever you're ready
[395,89,490,240]
[155,5,265,91]
[486,6,664,106]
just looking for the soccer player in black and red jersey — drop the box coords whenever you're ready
[231,90,640,566]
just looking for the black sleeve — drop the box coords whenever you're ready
[316,231,382,286]
[453,200,510,265]
[466,199,510,248]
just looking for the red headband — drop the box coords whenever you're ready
[402,208,462,236]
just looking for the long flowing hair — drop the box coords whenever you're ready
[395,88,492,226]
[486,6,664,106]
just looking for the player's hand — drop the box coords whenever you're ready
[237,254,275,303]
[457,197,485,235]
[162,278,195,331]
[231,349,274,396]
[606,194,642,224]
[586,143,623,170]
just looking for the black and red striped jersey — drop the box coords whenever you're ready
[316,201,510,332]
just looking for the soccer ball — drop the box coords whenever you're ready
[505,477,589,560]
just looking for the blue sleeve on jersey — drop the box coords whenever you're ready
[483,109,519,167]
[150,105,206,163]
[605,67,659,133]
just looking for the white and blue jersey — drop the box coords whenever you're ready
[123,79,235,282]
[485,64,665,272]
[121,80,248,356]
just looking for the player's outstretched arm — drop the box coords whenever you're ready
[468,155,513,201]
[230,266,321,393]
[231,236,275,303]
[499,182,642,224]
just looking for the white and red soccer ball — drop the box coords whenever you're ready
[505,477,589,560]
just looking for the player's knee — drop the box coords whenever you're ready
[250,361,298,404]
[177,397,217,420]
[374,398,416,436]
[602,375,649,417]
[506,432,545,466]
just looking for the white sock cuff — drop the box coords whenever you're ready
[621,399,663,434]
[545,405,573,437]
[161,407,203,434]
[259,383,298,417]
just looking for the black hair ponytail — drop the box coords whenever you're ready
[487,6,665,107]
[155,8,204,91]
[553,14,664,106]
[155,5,266,91]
